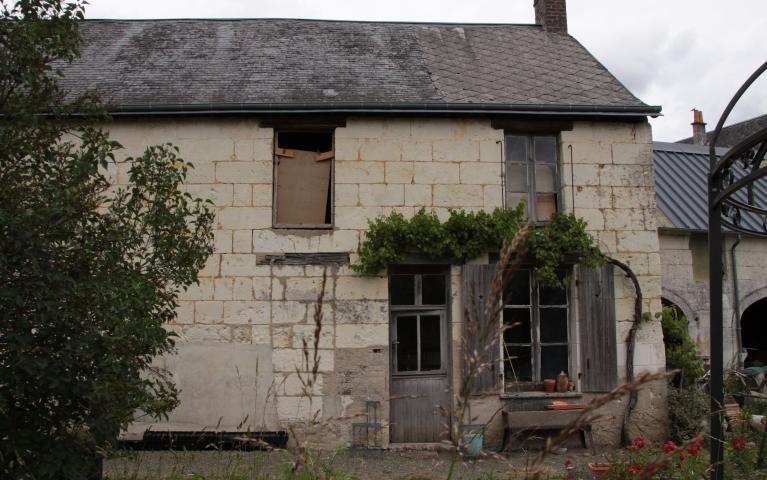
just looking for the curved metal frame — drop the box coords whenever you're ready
[708,60,767,480]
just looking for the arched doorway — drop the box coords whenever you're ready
[741,298,767,367]
[662,298,685,317]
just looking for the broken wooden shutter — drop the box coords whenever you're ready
[577,264,618,392]
[274,148,332,225]
[461,264,500,394]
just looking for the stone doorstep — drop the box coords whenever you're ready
[387,442,452,454]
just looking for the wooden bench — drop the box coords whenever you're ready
[501,410,595,455]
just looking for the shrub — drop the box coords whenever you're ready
[0,2,214,478]
[659,305,704,388]
[667,385,708,443]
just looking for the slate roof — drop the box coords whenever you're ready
[53,19,660,115]
[678,114,767,148]
[653,141,767,233]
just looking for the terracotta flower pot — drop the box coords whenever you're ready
[543,379,556,393]
[588,462,611,479]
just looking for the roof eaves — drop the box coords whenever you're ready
[101,102,663,117]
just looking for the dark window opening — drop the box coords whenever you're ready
[503,269,569,388]
[391,274,416,306]
[277,131,333,152]
[505,134,559,222]
[274,130,334,226]
[393,313,444,373]
[389,273,447,307]
[420,315,442,371]
[741,298,767,368]
[396,315,419,372]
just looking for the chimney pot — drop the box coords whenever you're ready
[691,109,707,145]
[534,0,568,34]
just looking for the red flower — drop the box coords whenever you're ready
[663,440,678,453]
[687,435,703,456]
[626,464,642,474]
[679,451,686,461]
[633,436,645,449]
[687,444,700,456]
[732,438,747,451]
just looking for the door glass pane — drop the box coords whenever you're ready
[420,315,442,371]
[540,308,568,343]
[422,274,446,305]
[506,135,528,163]
[504,345,532,382]
[506,163,527,192]
[535,164,556,192]
[504,270,530,305]
[534,136,557,164]
[536,194,557,221]
[539,277,567,305]
[396,315,418,372]
[391,274,415,305]
[541,345,568,380]
[503,308,531,343]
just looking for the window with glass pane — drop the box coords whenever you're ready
[389,273,446,307]
[505,134,559,222]
[503,269,569,388]
[394,313,443,373]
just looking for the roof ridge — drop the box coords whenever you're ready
[79,18,542,27]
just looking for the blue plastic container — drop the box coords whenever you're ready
[462,424,484,456]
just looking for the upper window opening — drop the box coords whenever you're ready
[505,134,559,222]
[273,130,334,227]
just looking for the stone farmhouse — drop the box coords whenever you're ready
[656,113,767,370]
[58,0,670,448]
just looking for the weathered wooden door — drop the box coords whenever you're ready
[389,311,450,443]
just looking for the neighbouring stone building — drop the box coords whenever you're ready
[58,0,669,449]
[656,114,767,370]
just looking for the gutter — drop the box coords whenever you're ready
[95,102,662,117]
[657,227,741,236]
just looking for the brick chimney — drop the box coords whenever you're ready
[534,0,568,34]
[692,109,707,145]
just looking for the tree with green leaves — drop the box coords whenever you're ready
[0,1,215,478]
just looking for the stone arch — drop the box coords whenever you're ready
[740,286,767,313]
[660,288,695,322]
[661,289,706,356]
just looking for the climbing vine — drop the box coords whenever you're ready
[352,205,603,287]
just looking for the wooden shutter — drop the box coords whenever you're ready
[577,264,618,392]
[274,149,332,225]
[461,264,500,394]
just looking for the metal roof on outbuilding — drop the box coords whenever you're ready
[54,19,660,116]
[653,141,767,233]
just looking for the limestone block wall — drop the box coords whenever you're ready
[564,122,667,443]
[660,232,767,364]
[107,116,666,446]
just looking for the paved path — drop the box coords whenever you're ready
[104,448,605,479]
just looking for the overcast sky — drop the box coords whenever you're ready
[84,0,766,142]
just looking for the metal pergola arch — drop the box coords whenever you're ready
[708,60,767,480]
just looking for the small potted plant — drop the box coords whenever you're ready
[587,462,611,478]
